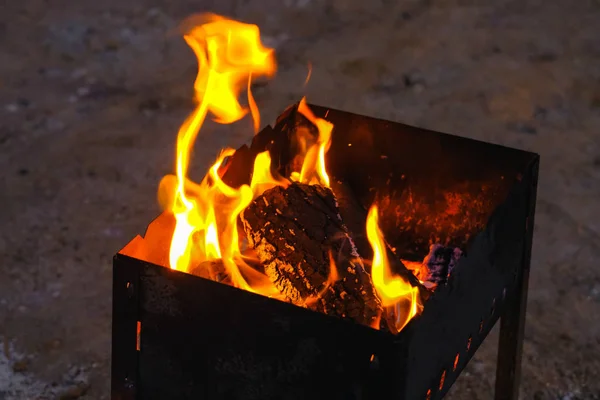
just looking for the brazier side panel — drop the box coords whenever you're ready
[399,157,538,400]
[124,258,391,400]
[112,255,140,400]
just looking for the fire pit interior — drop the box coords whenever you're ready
[111,13,539,400]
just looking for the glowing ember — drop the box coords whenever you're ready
[366,205,422,332]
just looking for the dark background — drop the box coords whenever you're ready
[1,0,599,398]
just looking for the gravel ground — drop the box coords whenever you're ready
[1,0,599,398]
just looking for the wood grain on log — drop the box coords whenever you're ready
[240,183,383,327]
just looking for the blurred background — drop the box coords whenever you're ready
[1,0,599,398]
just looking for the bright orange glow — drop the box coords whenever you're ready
[453,353,460,371]
[162,14,281,296]
[292,97,334,187]
[366,205,422,333]
[250,150,290,196]
[439,370,446,390]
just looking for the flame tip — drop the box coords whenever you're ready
[366,204,421,332]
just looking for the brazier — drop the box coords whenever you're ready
[112,104,538,400]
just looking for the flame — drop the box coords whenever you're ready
[250,150,289,195]
[290,97,334,187]
[184,13,276,125]
[164,14,280,292]
[366,205,422,333]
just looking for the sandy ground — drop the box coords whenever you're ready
[1,0,599,398]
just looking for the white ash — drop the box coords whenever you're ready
[345,233,360,259]
[333,197,361,259]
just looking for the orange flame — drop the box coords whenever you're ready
[163,14,281,293]
[250,150,290,196]
[366,205,422,333]
[290,97,334,187]
[155,14,352,307]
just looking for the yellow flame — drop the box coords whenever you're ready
[250,151,290,196]
[293,97,333,187]
[157,14,342,304]
[366,205,421,332]
[164,14,279,292]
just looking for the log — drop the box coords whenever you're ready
[401,244,463,289]
[420,244,463,286]
[240,182,383,327]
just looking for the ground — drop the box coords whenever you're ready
[1,0,599,398]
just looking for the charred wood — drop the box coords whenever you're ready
[240,182,383,327]
[220,144,255,189]
[269,102,319,178]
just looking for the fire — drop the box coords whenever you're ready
[289,97,334,187]
[250,150,289,195]
[160,13,328,299]
[184,13,276,126]
[164,14,278,282]
[154,13,421,332]
[366,205,422,332]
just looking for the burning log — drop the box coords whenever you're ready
[403,244,463,289]
[240,182,383,327]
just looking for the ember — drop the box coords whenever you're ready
[113,12,539,400]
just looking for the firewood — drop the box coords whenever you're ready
[420,244,463,286]
[240,182,383,327]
